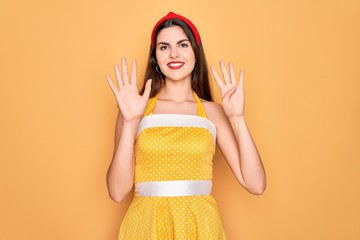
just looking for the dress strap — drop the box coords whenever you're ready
[193,92,207,118]
[143,94,159,116]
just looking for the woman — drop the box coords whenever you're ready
[106,12,266,240]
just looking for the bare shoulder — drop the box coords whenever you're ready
[200,100,228,125]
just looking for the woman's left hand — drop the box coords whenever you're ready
[210,61,245,117]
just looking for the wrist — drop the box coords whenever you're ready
[123,118,141,128]
[228,114,245,122]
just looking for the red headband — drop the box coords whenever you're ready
[151,12,201,48]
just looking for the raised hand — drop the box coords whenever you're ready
[210,61,245,118]
[106,58,152,123]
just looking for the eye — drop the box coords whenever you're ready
[159,45,168,50]
[179,43,189,48]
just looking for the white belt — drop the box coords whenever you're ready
[135,180,212,197]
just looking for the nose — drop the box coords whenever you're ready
[169,46,179,59]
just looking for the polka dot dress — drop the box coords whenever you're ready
[118,93,226,240]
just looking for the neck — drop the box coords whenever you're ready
[159,80,194,102]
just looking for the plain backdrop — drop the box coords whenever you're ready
[1,0,359,239]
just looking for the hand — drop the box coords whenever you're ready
[106,57,152,123]
[210,61,244,117]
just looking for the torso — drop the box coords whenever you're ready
[134,92,217,183]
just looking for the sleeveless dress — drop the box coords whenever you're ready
[118,92,226,240]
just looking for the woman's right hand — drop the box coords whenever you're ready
[106,57,152,123]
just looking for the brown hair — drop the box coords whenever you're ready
[140,18,213,101]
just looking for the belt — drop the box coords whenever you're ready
[135,180,212,197]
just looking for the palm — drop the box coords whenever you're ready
[106,58,152,122]
[210,61,245,117]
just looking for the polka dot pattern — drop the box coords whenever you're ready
[135,127,214,183]
[119,196,226,239]
[118,93,226,239]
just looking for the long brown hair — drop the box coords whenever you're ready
[140,18,213,101]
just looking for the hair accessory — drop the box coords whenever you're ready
[151,12,201,48]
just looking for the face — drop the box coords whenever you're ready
[155,26,196,83]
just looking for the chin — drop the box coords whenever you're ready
[165,72,192,82]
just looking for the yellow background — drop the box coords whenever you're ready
[1,0,359,239]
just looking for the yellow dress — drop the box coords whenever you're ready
[118,93,226,240]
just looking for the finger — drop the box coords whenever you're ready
[106,75,117,93]
[220,60,230,84]
[142,79,152,99]
[131,59,137,85]
[229,62,236,85]
[222,86,236,102]
[210,65,224,88]
[114,64,123,89]
[121,57,129,85]
[238,69,244,91]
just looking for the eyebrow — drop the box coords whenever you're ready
[157,39,190,46]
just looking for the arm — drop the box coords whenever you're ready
[106,112,139,202]
[106,58,152,202]
[210,61,266,195]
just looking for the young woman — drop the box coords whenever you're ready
[106,12,266,240]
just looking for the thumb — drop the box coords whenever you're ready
[222,86,236,102]
[142,79,152,99]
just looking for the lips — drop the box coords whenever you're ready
[167,61,185,70]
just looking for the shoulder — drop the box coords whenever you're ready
[201,100,222,114]
[200,99,228,125]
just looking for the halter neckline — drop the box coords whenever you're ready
[144,92,207,117]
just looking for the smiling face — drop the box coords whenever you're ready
[155,26,196,83]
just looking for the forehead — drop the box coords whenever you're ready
[156,25,188,43]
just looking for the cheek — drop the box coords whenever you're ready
[155,51,166,64]
[186,50,196,62]
[188,54,196,66]
[155,51,160,62]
